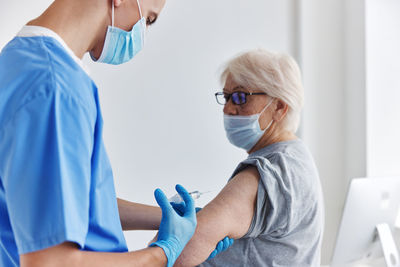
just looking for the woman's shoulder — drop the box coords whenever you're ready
[250,139,307,157]
[231,139,319,185]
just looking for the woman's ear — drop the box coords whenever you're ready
[272,99,289,122]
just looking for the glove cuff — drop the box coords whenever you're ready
[150,237,182,267]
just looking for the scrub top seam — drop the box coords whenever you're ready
[0,239,18,266]
[40,36,91,79]
[0,92,95,186]
[0,90,94,146]
[17,25,90,76]
[42,36,57,113]
[41,36,95,121]
[0,37,94,184]
[0,37,94,136]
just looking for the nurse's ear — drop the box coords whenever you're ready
[114,0,124,7]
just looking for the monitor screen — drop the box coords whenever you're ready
[331,177,400,266]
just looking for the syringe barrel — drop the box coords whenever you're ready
[168,191,200,203]
[189,191,201,199]
[168,194,184,203]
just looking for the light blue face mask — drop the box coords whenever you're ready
[224,98,274,152]
[91,0,146,65]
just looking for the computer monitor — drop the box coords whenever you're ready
[331,177,400,267]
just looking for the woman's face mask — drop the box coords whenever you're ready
[224,98,274,151]
[91,0,146,65]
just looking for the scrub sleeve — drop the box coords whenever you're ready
[1,86,94,254]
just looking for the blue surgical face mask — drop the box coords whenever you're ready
[224,98,274,151]
[91,0,146,65]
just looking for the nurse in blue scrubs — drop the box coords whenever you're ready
[0,0,208,266]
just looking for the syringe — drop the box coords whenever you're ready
[169,190,212,204]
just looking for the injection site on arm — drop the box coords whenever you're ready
[174,166,260,266]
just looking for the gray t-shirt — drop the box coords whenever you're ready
[198,139,324,267]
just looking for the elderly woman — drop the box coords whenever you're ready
[174,49,324,266]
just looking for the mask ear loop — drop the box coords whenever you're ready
[136,0,145,46]
[111,0,115,27]
[136,0,143,19]
[258,98,275,131]
[260,98,274,115]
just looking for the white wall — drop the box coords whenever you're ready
[299,0,347,264]
[341,0,400,182]
[0,2,51,47]
[366,0,400,177]
[0,0,297,251]
[344,0,368,183]
[86,0,296,251]
[1,0,374,265]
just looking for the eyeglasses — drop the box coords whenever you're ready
[215,91,267,105]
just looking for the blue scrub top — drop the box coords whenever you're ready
[0,33,128,266]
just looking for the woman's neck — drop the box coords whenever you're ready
[248,122,297,154]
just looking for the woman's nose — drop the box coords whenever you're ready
[223,100,238,115]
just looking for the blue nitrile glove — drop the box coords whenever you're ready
[207,236,234,260]
[170,203,234,260]
[170,201,202,215]
[150,184,197,267]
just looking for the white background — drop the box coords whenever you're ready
[85,0,296,255]
[1,0,399,265]
[366,0,400,177]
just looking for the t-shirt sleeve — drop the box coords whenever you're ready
[1,89,95,254]
[234,156,290,239]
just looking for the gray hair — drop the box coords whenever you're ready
[220,48,304,133]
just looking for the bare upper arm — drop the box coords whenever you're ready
[174,166,260,267]
[20,241,167,267]
[20,242,80,267]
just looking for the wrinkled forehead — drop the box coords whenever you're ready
[223,72,257,93]
[223,74,244,92]
[223,86,249,95]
